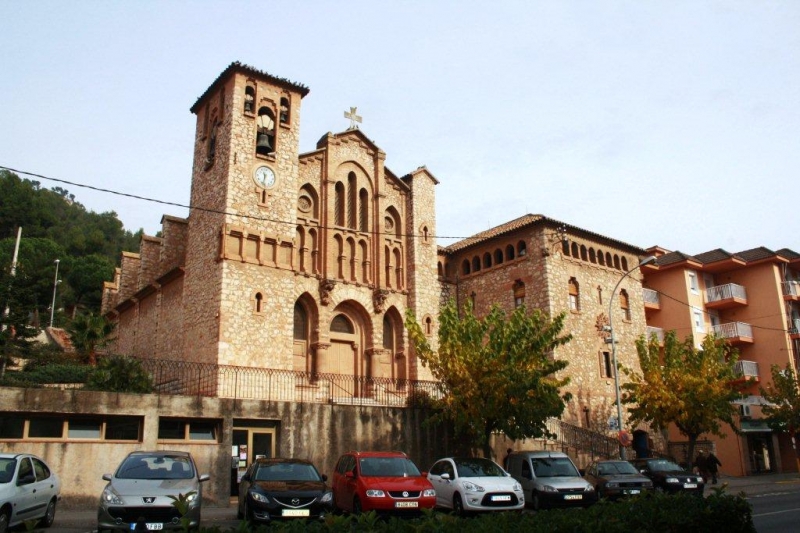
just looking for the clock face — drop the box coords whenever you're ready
[254,166,276,189]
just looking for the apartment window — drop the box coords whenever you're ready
[568,278,580,312]
[0,413,141,441]
[601,351,614,378]
[688,271,699,293]
[693,308,705,332]
[158,418,220,442]
[513,280,526,308]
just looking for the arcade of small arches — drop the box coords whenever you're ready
[447,240,529,278]
[561,239,630,272]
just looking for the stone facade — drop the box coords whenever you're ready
[103,62,438,385]
[438,215,650,432]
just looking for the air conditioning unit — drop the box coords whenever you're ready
[740,404,752,418]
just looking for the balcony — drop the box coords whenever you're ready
[645,326,664,344]
[705,283,747,310]
[783,281,800,301]
[733,360,759,384]
[643,288,660,311]
[790,318,800,340]
[712,321,754,344]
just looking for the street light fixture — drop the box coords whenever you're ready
[608,254,657,459]
[49,259,60,328]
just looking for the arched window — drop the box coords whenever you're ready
[562,240,570,256]
[598,250,606,266]
[331,314,354,333]
[422,226,430,243]
[613,254,621,269]
[244,85,255,114]
[517,240,527,257]
[254,292,263,313]
[494,249,504,265]
[589,248,597,263]
[572,242,580,258]
[347,172,357,229]
[580,245,588,261]
[462,259,471,275]
[597,286,603,304]
[279,97,290,124]
[359,188,369,232]
[334,182,345,226]
[294,303,308,340]
[256,107,276,156]
[207,119,218,165]
[437,262,444,278]
[383,315,395,350]
[606,252,613,266]
[513,280,526,308]
[568,278,580,312]
[424,316,433,336]
[506,244,515,261]
[483,252,492,269]
[621,257,629,271]
[293,302,310,373]
[385,207,402,238]
[472,256,481,272]
[620,289,631,321]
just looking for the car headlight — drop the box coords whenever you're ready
[695,477,704,483]
[462,481,485,492]
[185,492,199,503]
[540,485,558,493]
[321,491,333,503]
[101,487,124,505]
[423,489,436,497]
[512,482,522,492]
[605,481,618,488]
[666,477,679,483]
[365,489,386,497]
[584,485,595,492]
[250,492,270,503]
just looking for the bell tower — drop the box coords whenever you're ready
[182,62,310,365]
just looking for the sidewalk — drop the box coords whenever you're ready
[715,472,800,496]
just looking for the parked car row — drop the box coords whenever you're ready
[0,449,705,532]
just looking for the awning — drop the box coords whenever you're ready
[739,419,772,433]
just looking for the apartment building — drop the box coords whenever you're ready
[642,246,800,476]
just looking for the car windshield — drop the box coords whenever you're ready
[117,454,195,480]
[454,458,505,478]
[646,460,683,473]
[359,457,421,477]
[531,457,579,477]
[597,462,639,475]
[0,458,16,483]
[254,463,322,482]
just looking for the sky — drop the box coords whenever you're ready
[1,1,798,256]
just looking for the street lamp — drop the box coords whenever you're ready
[608,255,657,459]
[49,259,60,328]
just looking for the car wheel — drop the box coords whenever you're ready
[353,496,362,515]
[41,498,57,528]
[453,493,467,517]
[0,510,9,533]
[244,500,254,523]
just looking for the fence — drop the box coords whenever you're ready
[135,357,445,407]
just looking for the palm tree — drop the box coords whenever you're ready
[67,313,116,365]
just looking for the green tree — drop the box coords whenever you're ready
[405,301,572,458]
[621,331,745,463]
[66,312,116,365]
[65,254,115,313]
[85,355,153,393]
[760,363,800,473]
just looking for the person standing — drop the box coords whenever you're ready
[706,451,722,484]
[503,448,513,470]
[693,450,709,483]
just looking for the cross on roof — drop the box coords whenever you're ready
[344,106,362,129]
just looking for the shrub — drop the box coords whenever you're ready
[85,355,154,393]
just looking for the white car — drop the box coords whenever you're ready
[427,457,524,515]
[0,453,61,531]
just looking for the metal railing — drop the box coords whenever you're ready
[135,357,445,406]
[790,318,800,335]
[734,360,759,380]
[783,281,800,297]
[706,283,747,304]
[645,326,664,343]
[642,288,660,306]
[711,321,753,340]
[545,418,621,461]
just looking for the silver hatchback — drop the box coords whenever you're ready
[97,451,210,532]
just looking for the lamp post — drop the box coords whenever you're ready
[49,259,60,328]
[608,255,657,459]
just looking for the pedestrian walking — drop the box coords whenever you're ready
[693,450,709,483]
[706,451,722,484]
[503,448,512,470]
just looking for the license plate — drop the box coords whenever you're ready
[625,489,641,495]
[563,494,583,500]
[491,495,512,501]
[684,483,697,489]
[143,525,162,531]
[282,509,310,517]
[395,501,419,508]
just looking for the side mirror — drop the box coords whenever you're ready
[440,473,450,480]
[321,474,328,482]
[102,474,112,482]
[420,471,428,477]
[579,469,586,476]
[345,471,355,479]
[199,474,210,482]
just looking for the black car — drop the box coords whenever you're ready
[583,460,653,500]
[237,458,333,524]
[630,458,704,495]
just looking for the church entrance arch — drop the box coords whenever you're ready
[321,302,372,398]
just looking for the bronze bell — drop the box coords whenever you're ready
[256,132,273,152]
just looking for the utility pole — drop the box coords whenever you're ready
[2,227,22,329]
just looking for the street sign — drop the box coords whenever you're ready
[608,416,619,431]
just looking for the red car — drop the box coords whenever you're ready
[331,451,436,515]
